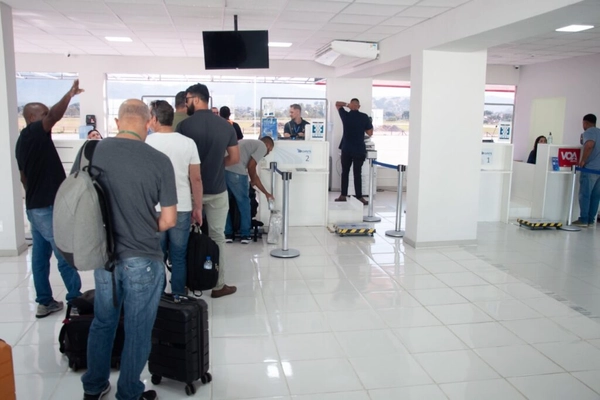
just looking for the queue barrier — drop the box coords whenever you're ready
[373,161,407,238]
[269,162,300,259]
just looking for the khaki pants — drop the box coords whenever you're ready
[203,191,229,290]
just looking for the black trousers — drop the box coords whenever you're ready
[341,152,366,197]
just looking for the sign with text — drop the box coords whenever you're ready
[498,122,512,141]
[557,148,581,167]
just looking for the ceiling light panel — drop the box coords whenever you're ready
[556,24,595,32]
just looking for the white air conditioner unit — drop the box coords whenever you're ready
[315,40,379,67]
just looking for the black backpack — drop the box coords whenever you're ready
[186,225,219,294]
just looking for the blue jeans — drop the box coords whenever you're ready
[82,257,165,400]
[579,172,600,224]
[160,212,191,295]
[26,206,81,305]
[225,171,251,237]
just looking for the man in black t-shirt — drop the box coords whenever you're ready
[283,103,310,140]
[220,106,244,140]
[335,98,373,205]
[15,80,83,318]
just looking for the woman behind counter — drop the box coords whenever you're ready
[527,135,547,164]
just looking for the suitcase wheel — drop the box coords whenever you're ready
[201,372,212,384]
[185,383,196,396]
[69,360,79,372]
[151,374,162,385]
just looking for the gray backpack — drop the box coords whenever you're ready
[53,140,116,272]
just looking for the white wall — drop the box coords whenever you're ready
[513,53,600,161]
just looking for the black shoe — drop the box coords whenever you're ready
[225,234,234,243]
[140,390,158,400]
[83,383,111,400]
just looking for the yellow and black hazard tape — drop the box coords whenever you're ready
[336,228,375,235]
[517,219,562,228]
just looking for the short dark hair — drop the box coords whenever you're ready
[175,91,186,108]
[150,100,174,126]
[87,129,101,138]
[219,106,231,119]
[260,136,274,147]
[186,83,210,103]
[350,98,360,104]
[584,114,597,125]
[290,104,301,111]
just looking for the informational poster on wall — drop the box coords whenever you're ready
[498,122,512,141]
[308,119,325,141]
[261,116,278,140]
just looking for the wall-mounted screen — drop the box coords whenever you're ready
[202,30,269,70]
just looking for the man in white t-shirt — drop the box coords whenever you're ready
[146,100,203,295]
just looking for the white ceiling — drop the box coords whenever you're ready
[487,1,600,66]
[6,0,471,59]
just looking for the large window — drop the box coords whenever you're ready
[483,85,516,141]
[16,72,79,138]
[371,82,411,164]
[106,75,325,138]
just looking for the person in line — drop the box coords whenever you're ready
[573,114,600,227]
[220,106,244,140]
[146,100,203,295]
[172,91,189,130]
[81,99,177,400]
[15,80,83,318]
[211,106,219,115]
[87,129,102,140]
[225,137,275,244]
[334,98,373,205]
[526,135,547,164]
[178,83,240,298]
[283,103,310,140]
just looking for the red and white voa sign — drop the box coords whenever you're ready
[558,148,581,167]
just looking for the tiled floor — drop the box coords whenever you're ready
[3,191,600,399]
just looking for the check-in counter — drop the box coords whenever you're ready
[258,141,330,227]
[479,143,513,222]
[531,144,582,220]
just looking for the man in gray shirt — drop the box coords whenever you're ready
[574,113,600,227]
[178,83,240,298]
[81,99,177,400]
[225,137,275,243]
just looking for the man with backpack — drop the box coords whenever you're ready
[15,80,83,318]
[146,100,203,295]
[80,99,177,400]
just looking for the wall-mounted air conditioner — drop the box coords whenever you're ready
[315,40,379,66]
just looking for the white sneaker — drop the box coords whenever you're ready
[240,237,251,244]
[36,300,64,318]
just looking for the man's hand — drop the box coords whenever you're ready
[579,159,586,168]
[266,193,275,201]
[192,207,203,226]
[69,80,84,97]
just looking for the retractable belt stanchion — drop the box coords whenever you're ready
[270,164,300,259]
[559,165,581,232]
[385,164,406,238]
[363,151,381,223]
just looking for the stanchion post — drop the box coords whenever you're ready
[386,165,406,238]
[271,171,300,258]
[270,161,277,196]
[363,155,381,223]
[559,165,581,232]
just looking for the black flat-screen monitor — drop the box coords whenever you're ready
[203,30,269,70]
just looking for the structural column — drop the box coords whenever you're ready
[78,68,106,136]
[326,78,372,192]
[405,49,487,248]
[0,2,27,255]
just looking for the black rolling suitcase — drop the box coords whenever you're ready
[58,290,124,371]
[149,294,211,396]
